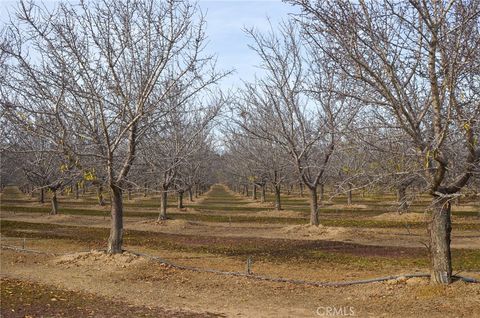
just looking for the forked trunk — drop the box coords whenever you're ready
[429,197,452,284]
[177,191,184,209]
[260,184,266,203]
[309,186,319,226]
[274,185,281,210]
[50,190,58,215]
[159,190,168,220]
[252,184,257,200]
[107,184,123,254]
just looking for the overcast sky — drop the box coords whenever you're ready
[0,0,298,89]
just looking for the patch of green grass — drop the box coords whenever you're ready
[3,205,479,230]
[322,219,480,230]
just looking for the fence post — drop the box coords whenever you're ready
[246,256,253,275]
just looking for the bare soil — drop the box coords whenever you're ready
[53,250,146,268]
[2,211,479,250]
[1,277,220,318]
[373,212,428,222]
[1,184,479,317]
[1,249,479,318]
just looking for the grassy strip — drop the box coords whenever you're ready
[2,200,478,217]
[2,205,479,230]
[2,220,479,271]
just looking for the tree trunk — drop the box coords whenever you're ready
[252,184,257,200]
[300,182,304,197]
[245,184,249,197]
[309,186,319,226]
[75,182,79,199]
[429,197,452,284]
[177,191,184,209]
[144,182,148,197]
[98,185,105,206]
[50,190,58,215]
[188,188,193,202]
[127,187,132,201]
[82,183,86,195]
[260,184,266,203]
[158,190,168,220]
[107,184,123,254]
[347,183,353,205]
[397,186,408,212]
[40,188,45,204]
[319,183,324,206]
[274,185,281,210]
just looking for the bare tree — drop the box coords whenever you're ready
[235,21,353,225]
[291,0,480,283]
[223,128,290,209]
[140,89,225,220]
[1,0,226,253]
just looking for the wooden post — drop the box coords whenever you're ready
[246,256,253,275]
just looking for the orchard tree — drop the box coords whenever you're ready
[18,138,75,214]
[236,21,354,225]
[223,128,290,209]
[291,0,480,283]
[1,0,226,253]
[140,90,225,220]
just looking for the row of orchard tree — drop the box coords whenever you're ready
[1,0,479,285]
[1,0,227,253]
[219,0,480,285]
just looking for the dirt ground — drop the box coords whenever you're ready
[1,248,479,318]
[2,211,479,250]
[1,184,479,317]
[1,277,219,318]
